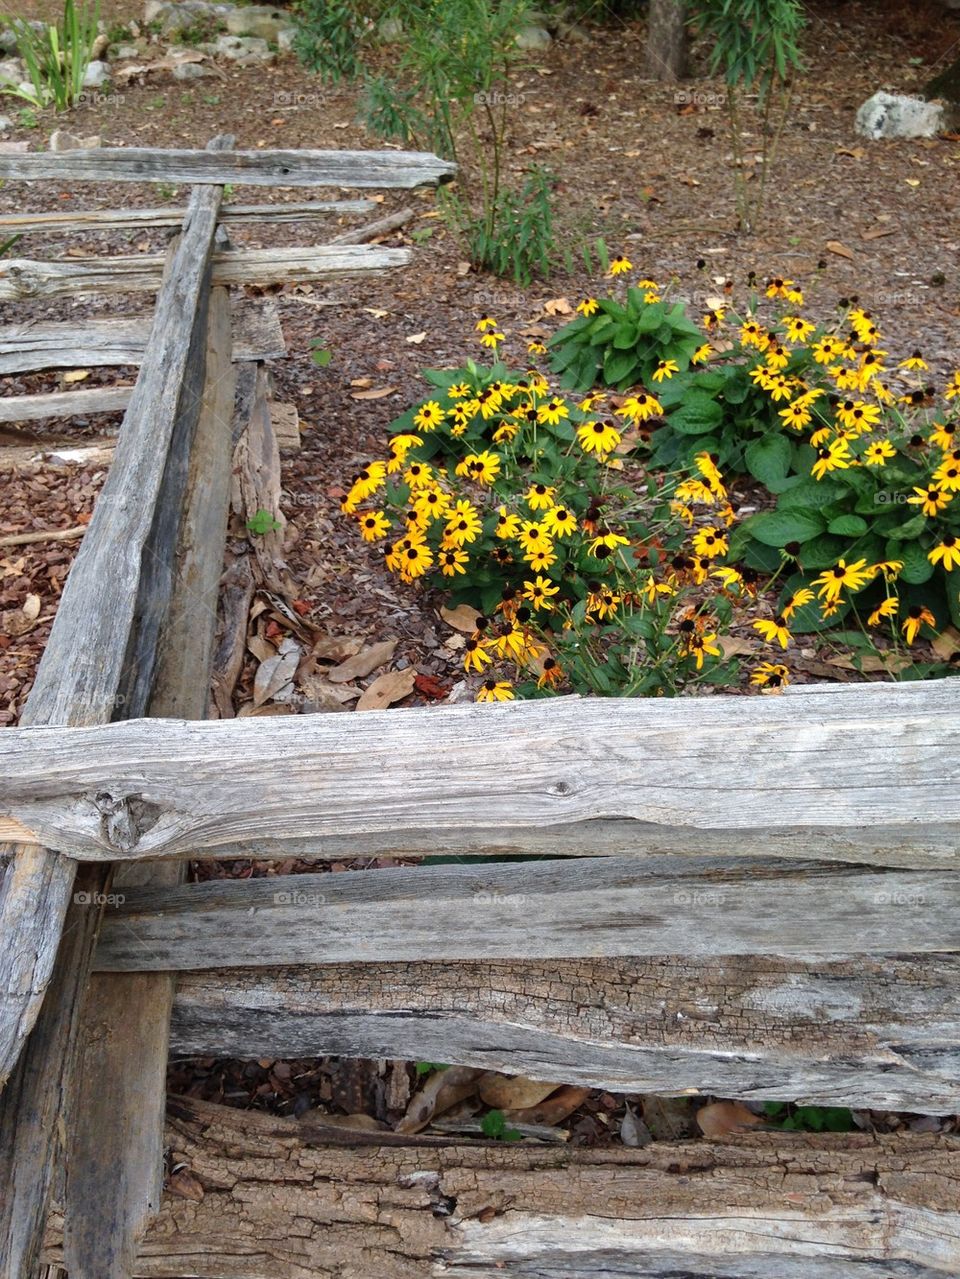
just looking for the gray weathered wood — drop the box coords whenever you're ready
[0,385,132,423]
[0,147,455,189]
[329,205,415,244]
[0,244,410,300]
[39,1098,960,1278]
[2,680,960,863]
[171,952,960,1112]
[0,146,230,1278]
[0,299,285,375]
[64,285,237,1279]
[0,198,374,235]
[95,857,960,969]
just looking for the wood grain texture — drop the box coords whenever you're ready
[0,298,285,375]
[0,198,374,234]
[0,147,455,189]
[0,244,410,300]
[38,1097,960,1277]
[170,954,960,1113]
[2,680,960,863]
[64,286,237,1279]
[0,385,132,423]
[0,146,230,1277]
[94,857,960,969]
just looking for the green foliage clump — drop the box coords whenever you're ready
[1,0,101,112]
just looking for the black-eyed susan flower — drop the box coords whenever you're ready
[907,485,952,517]
[779,400,813,431]
[945,372,960,401]
[412,488,451,524]
[933,458,960,492]
[608,253,632,276]
[652,358,679,383]
[476,678,514,703]
[902,604,936,645]
[444,500,483,547]
[439,547,469,576]
[537,656,563,689]
[588,587,621,620]
[863,440,896,466]
[523,575,560,610]
[358,510,390,542]
[836,399,880,433]
[812,437,853,481]
[577,392,605,411]
[543,505,578,538]
[576,297,599,316]
[616,392,662,422]
[455,450,501,486]
[414,400,446,431]
[463,636,493,672]
[518,520,552,555]
[682,631,721,670]
[783,316,815,344]
[930,422,959,450]
[525,545,558,572]
[868,596,899,626]
[871,559,903,583]
[692,343,712,364]
[812,557,871,604]
[537,397,569,426]
[525,482,556,511]
[589,530,630,556]
[447,381,472,399]
[691,526,728,559]
[494,506,521,539]
[780,588,814,621]
[929,536,960,571]
[475,314,498,332]
[398,540,433,580]
[752,615,791,649]
[479,329,505,350]
[404,460,434,490]
[750,662,789,690]
[577,419,621,454]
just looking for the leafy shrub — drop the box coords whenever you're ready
[341,264,959,699]
[1,0,100,112]
[291,0,379,82]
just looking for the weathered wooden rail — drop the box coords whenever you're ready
[2,138,960,1278]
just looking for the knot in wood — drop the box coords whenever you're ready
[93,791,161,854]
[551,779,573,797]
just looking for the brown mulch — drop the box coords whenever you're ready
[3,0,960,1140]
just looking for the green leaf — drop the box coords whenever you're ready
[311,346,332,367]
[744,432,790,486]
[667,392,723,436]
[745,509,825,547]
[246,508,281,536]
[602,347,639,387]
[827,514,868,537]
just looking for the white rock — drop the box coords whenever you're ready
[0,114,12,131]
[378,15,404,41]
[172,60,213,79]
[109,42,142,58]
[0,58,24,83]
[277,25,297,52]
[49,128,102,151]
[207,32,272,61]
[515,25,552,51]
[82,59,110,88]
[225,5,286,40]
[855,90,944,140]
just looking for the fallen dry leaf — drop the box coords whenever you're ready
[932,626,960,660]
[505,1085,591,1126]
[21,593,40,622]
[327,639,397,683]
[252,638,301,707]
[543,297,573,316]
[696,1100,768,1139]
[825,239,855,260]
[620,1102,651,1148]
[405,331,427,344]
[861,225,897,241]
[62,369,90,384]
[350,386,398,400]
[398,1066,483,1134]
[719,635,755,658]
[440,603,483,633]
[478,1074,561,1110]
[356,666,416,711]
[310,634,364,663]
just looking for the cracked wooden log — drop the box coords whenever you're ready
[1,679,959,864]
[169,954,960,1114]
[0,147,456,189]
[0,244,411,300]
[38,1096,960,1277]
[0,198,374,235]
[94,856,960,968]
[0,136,232,1278]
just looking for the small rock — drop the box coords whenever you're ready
[277,26,297,53]
[207,33,274,62]
[109,42,142,58]
[378,15,404,41]
[855,90,944,140]
[557,20,590,43]
[225,5,287,40]
[172,60,213,79]
[0,59,24,84]
[0,115,12,131]
[49,128,102,151]
[515,25,552,51]
[82,60,110,88]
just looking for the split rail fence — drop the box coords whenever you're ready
[0,138,959,1279]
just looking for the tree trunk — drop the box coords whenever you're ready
[645,0,688,81]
